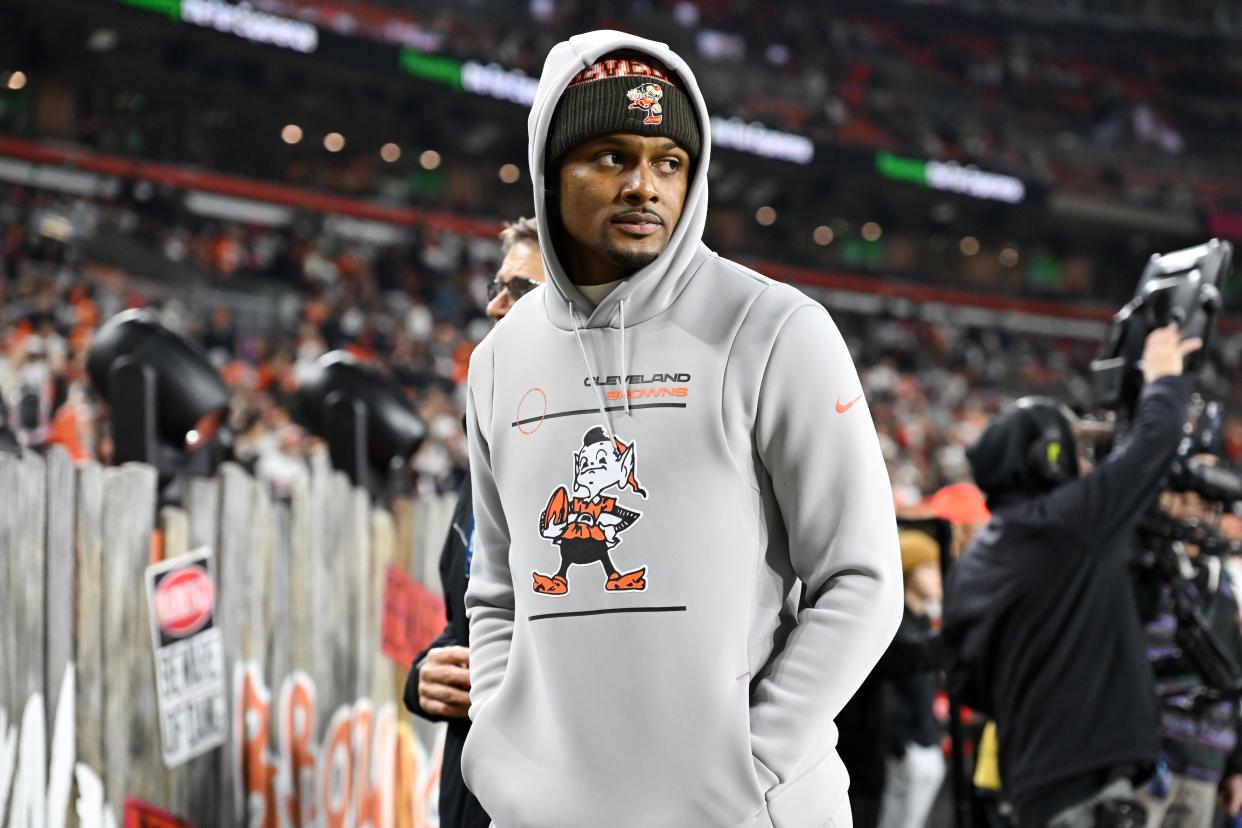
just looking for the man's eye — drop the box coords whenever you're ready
[597,152,623,166]
[656,158,680,173]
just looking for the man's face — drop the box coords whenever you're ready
[556,133,690,279]
[908,562,943,604]
[486,238,545,321]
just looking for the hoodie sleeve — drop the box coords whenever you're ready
[463,351,515,718]
[749,303,904,782]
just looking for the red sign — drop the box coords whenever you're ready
[381,565,446,666]
[124,798,195,828]
[154,565,215,638]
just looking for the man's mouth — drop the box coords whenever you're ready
[611,211,663,238]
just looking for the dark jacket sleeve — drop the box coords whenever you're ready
[403,473,473,723]
[404,623,464,721]
[1042,376,1189,550]
[873,625,944,679]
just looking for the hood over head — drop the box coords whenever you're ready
[528,30,712,331]
[967,398,1079,507]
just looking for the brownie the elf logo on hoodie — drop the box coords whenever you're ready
[534,426,648,596]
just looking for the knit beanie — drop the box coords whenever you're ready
[546,52,702,164]
[900,529,940,575]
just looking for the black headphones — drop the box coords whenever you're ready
[1016,397,1077,487]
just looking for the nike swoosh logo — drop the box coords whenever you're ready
[835,394,863,414]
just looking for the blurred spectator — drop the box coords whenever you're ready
[924,482,992,558]
[877,530,948,828]
[4,182,1242,508]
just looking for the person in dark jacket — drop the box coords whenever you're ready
[403,218,543,828]
[840,529,947,828]
[942,324,1200,827]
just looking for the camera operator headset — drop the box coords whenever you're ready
[1134,444,1242,826]
[942,324,1201,828]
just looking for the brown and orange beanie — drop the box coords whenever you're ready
[546,52,702,164]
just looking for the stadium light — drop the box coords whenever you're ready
[292,351,425,496]
[86,309,229,479]
[499,163,521,184]
[876,151,1026,204]
[118,0,319,54]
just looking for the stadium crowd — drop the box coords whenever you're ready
[212,0,1242,213]
[6,0,1241,242]
[5,3,1242,826]
[5,181,1242,513]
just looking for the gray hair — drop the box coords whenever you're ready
[499,216,539,254]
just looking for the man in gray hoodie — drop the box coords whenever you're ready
[462,31,903,828]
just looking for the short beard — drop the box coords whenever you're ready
[600,242,662,274]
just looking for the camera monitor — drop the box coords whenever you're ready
[1091,239,1232,416]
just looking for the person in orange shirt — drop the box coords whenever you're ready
[924,481,991,558]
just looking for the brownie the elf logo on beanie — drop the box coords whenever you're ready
[626,83,664,125]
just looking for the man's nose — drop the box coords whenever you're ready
[621,165,658,204]
[486,292,512,321]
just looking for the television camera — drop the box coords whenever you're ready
[1090,239,1242,702]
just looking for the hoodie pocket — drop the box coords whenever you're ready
[764,750,849,828]
[462,610,769,826]
[458,697,497,804]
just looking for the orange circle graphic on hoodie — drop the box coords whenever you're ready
[517,387,548,435]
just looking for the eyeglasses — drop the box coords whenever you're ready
[487,275,540,302]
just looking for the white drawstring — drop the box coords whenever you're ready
[568,296,632,439]
[618,299,630,416]
[569,301,616,442]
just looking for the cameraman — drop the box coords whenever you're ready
[943,325,1200,827]
[1135,454,1242,825]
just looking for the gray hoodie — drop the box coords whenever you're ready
[463,30,902,828]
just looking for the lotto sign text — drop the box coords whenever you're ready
[146,547,228,767]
